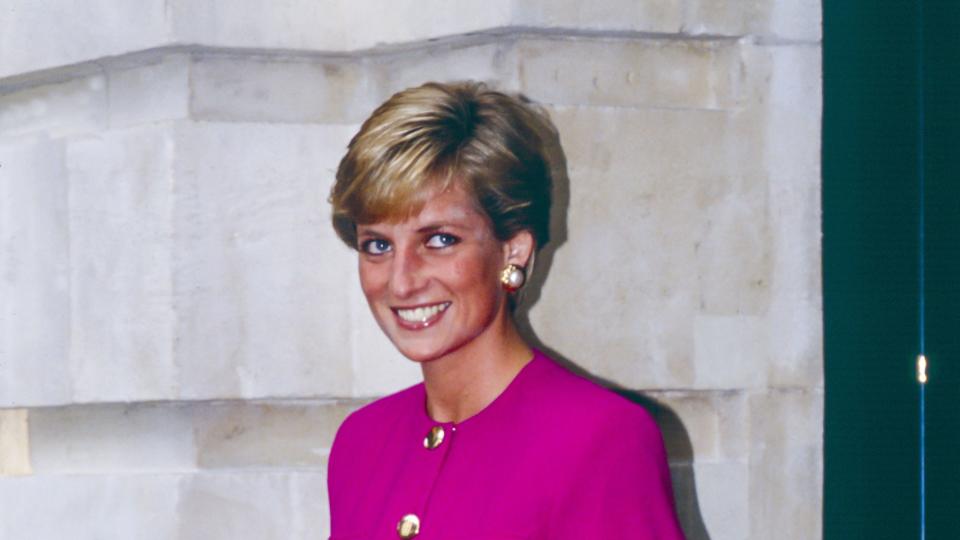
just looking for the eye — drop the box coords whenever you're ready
[360,238,392,255]
[425,233,460,249]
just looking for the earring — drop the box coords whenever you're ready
[500,264,526,292]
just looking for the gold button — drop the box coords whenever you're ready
[423,425,445,449]
[397,513,420,538]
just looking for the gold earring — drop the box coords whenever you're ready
[500,264,526,292]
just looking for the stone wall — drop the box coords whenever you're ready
[0,2,822,538]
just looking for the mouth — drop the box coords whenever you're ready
[391,302,451,330]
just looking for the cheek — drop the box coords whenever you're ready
[358,261,386,299]
[451,254,499,297]
[450,259,470,282]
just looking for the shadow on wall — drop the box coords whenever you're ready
[513,102,711,540]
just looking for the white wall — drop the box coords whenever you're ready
[0,2,822,538]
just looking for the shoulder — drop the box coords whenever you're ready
[327,382,423,502]
[329,382,421,456]
[530,353,662,443]
[530,354,681,535]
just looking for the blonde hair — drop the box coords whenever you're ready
[329,81,554,250]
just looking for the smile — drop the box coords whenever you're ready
[393,302,451,328]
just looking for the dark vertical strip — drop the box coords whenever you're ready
[823,1,921,538]
[915,1,926,538]
[923,1,960,537]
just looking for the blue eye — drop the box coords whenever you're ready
[361,238,391,255]
[425,233,459,248]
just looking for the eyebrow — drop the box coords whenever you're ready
[355,227,382,236]
[357,222,469,235]
[415,222,470,234]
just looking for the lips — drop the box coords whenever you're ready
[392,302,451,330]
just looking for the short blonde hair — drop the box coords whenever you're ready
[329,81,554,250]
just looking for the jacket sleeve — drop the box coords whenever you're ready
[545,409,686,539]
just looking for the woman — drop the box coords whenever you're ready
[327,81,685,539]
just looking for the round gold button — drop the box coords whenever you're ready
[397,513,420,538]
[423,425,445,449]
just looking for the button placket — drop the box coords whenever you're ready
[396,421,458,538]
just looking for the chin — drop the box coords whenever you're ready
[393,341,454,363]
[389,332,471,364]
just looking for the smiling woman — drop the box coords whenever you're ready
[355,183,530,363]
[326,81,685,540]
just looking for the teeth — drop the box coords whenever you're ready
[397,303,449,323]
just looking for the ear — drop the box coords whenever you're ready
[501,230,535,269]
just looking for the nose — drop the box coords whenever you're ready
[390,244,427,299]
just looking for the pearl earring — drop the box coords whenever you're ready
[500,264,526,292]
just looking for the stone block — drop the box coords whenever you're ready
[652,390,748,464]
[766,274,822,389]
[28,403,195,473]
[516,38,742,110]
[548,104,734,186]
[294,470,332,539]
[528,106,733,389]
[694,173,771,317]
[0,137,73,407]
[108,54,191,129]
[24,399,368,474]
[0,53,187,137]
[172,121,356,399]
[0,75,107,138]
[670,462,752,539]
[762,45,823,388]
[0,474,181,540]
[0,471,332,539]
[190,54,376,125]
[671,461,749,540]
[374,41,519,100]
[693,316,767,389]
[693,462,749,540]
[683,0,821,42]
[66,124,178,402]
[193,400,360,468]
[0,0,170,78]
[177,472,312,539]
[0,0,820,82]
[0,409,31,475]
[169,0,514,52]
[749,389,823,539]
[766,0,822,42]
[513,0,683,33]
[682,1,752,36]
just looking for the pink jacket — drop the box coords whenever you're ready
[327,349,686,539]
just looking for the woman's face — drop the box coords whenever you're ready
[356,184,514,363]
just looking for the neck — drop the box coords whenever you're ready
[420,314,533,424]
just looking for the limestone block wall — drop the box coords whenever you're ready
[0,2,822,539]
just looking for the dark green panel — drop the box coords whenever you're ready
[824,1,960,538]
[823,2,920,539]
[921,0,960,536]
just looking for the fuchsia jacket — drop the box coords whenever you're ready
[327,349,686,539]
